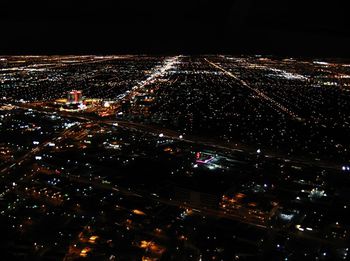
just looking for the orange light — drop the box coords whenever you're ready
[132,209,146,215]
[80,247,91,257]
[88,235,98,243]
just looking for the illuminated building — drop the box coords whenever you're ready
[67,90,82,104]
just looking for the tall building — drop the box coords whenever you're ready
[67,90,82,104]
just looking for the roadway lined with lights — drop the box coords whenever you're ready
[0,120,82,176]
[122,56,180,102]
[204,58,302,121]
[8,102,342,173]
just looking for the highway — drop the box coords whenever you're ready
[0,122,81,176]
[7,102,343,172]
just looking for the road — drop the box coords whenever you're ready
[1,104,344,248]
[7,102,343,172]
[0,121,82,176]
[204,58,302,120]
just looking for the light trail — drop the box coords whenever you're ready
[204,58,302,120]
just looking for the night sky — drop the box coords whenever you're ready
[1,0,349,57]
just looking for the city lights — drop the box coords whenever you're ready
[1,55,349,260]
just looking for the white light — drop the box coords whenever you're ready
[295,225,304,232]
[179,135,183,139]
[280,213,294,221]
[306,227,313,231]
[78,103,86,110]
[257,149,261,154]
[159,133,164,138]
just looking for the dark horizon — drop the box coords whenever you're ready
[1,0,349,58]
